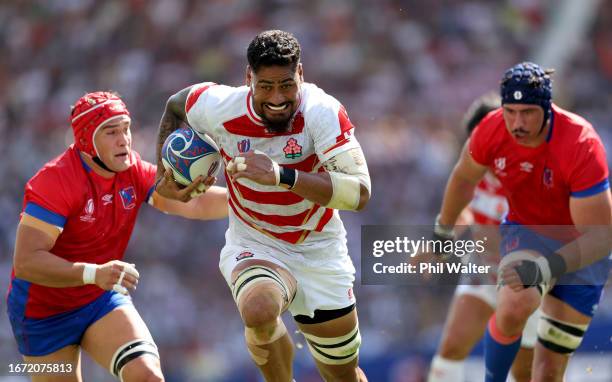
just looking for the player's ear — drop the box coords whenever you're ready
[297,63,304,82]
[246,66,253,87]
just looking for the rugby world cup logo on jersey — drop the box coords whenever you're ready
[237,139,250,154]
[80,198,96,222]
[283,138,302,159]
[119,186,137,209]
[494,157,507,177]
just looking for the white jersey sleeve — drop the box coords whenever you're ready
[184,82,219,135]
[305,90,362,163]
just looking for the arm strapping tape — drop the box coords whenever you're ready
[83,263,97,285]
[324,148,371,211]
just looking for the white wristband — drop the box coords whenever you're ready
[434,214,455,239]
[83,263,97,285]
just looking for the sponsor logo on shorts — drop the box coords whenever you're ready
[236,251,255,261]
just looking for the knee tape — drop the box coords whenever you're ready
[244,319,288,365]
[109,339,159,379]
[302,325,361,365]
[232,265,293,307]
[537,313,588,354]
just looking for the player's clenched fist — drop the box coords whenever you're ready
[84,260,140,295]
[227,150,278,186]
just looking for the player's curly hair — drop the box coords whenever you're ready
[247,30,301,72]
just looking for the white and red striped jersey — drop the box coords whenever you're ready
[469,172,508,225]
[185,82,361,249]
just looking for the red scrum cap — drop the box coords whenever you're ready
[70,92,130,156]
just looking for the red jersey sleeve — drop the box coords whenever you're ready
[468,116,495,166]
[568,135,610,197]
[131,152,157,204]
[311,101,361,163]
[24,165,78,227]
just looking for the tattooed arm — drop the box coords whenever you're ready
[154,86,207,201]
[155,86,192,178]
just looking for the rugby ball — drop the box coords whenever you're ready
[161,126,221,187]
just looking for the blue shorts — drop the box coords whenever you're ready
[7,291,132,356]
[500,223,611,317]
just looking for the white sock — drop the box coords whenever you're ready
[428,355,465,382]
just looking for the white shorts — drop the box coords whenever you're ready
[455,284,540,348]
[219,225,356,319]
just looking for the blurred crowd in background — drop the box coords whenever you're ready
[1,1,611,381]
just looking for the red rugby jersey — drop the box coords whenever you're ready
[7,145,156,318]
[469,104,609,226]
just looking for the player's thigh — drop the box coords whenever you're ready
[496,285,540,319]
[80,304,159,376]
[23,345,81,382]
[296,307,361,376]
[439,288,494,358]
[220,246,298,303]
[230,258,296,288]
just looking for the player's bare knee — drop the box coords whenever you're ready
[121,358,164,382]
[496,309,529,334]
[124,370,164,382]
[497,294,537,333]
[232,264,294,328]
[240,291,282,328]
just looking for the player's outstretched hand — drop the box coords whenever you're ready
[95,260,140,295]
[155,168,206,202]
[227,150,277,186]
